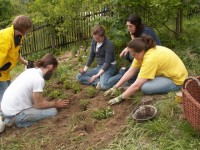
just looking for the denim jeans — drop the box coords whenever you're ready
[76,65,117,90]
[4,107,57,127]
[141,76,181,95]
[0,80,11,103]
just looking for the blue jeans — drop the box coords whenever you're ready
[76,65,117,90]
[108,67,139,87]
[0,80,11,103]
[4,107,57,127]
[141,76,181,95]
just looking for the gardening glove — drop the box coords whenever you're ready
[104,86,117,96]
[108,95,124,106]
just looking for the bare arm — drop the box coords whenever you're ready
[115,66,139,88]
[119,47,129,58]
[32,92,70,109]
[19,55,28,65]
[89,69,104,82]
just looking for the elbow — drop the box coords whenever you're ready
[33,103,43,109]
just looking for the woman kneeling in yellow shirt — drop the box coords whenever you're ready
[104,34,188,105]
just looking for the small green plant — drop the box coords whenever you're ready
[79,99,91,111]
[63,80,72,90]
[85,87,98,98]
[48,89,67,99]
[92,107,114,120]
[71,81,81,93]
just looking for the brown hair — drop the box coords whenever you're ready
[127,34,156,53]
[13,15,32,34]
[35,53,58,68]
[92,25,106,37]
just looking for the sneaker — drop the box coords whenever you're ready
[0,116,5,133]
[119,67,127,75]
[96,82,101,90]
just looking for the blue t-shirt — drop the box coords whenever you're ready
[143,26,161,45]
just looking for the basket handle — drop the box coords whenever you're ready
[183,76,200,89]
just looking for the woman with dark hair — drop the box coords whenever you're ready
[120,13,161,63]
[109,14,161,88]
[104,35,188,105]
[76,25,117,90]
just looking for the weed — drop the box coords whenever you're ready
[48,89,68,99]
[63,80,72,90]
[71,81,81,93]
[92,107,114,120]
[85,87,98,98]
[79,99,91,111]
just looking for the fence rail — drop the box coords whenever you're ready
[21,7,112,57]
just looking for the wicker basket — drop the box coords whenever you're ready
[182,76,200,131]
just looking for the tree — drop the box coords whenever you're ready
[0,0,13,28]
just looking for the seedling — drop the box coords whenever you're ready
[79,99,91,111]
[85,87,98,98]
[63,80,72,90]
[71,82,81,93]
[92,107,114,120]
[48,89,68,99]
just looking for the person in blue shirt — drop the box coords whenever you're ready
[111,13,161,87]
[120,13,161,63]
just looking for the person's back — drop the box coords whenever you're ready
[134,45,188,85]
[1,68,44,116]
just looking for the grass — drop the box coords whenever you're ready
[103,94,200,150]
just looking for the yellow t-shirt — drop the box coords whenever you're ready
[132,46,188,85]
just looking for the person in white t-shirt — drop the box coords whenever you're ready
[1,53,69,128]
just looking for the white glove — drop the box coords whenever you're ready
[108,95,124,105]
[104,86,117,96]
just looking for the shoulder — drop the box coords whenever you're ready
[0,26,14,41]
[143,26,155,34]
[104,38,114,46]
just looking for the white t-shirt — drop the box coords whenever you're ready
[96,42,103,52]
[1,68,44,116]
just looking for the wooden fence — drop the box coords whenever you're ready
[21,4,200,57]
[21,7,112,57]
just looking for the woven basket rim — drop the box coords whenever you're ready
[182,88,200,108]
[182,76,200,107]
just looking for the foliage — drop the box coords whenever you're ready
[92,107,114,120]
[79,99,91,111]
[71,81,81,94]
[0,0,13,28]
[87,0,199,49]
[85,86,98,98]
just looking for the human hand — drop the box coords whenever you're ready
[24,60,28,66]
[89,75,98,83]
[79,68,86,74]
[55,99,70,108]
[108,95,124,105]
[104,86,117,96]
[119,47,129,58]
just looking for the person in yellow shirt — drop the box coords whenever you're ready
[104,34,188,105]
[0,15,32,102]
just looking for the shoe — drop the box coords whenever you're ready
[119,67,127,74]
[96,82,101,90]
[0,116,5,133]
